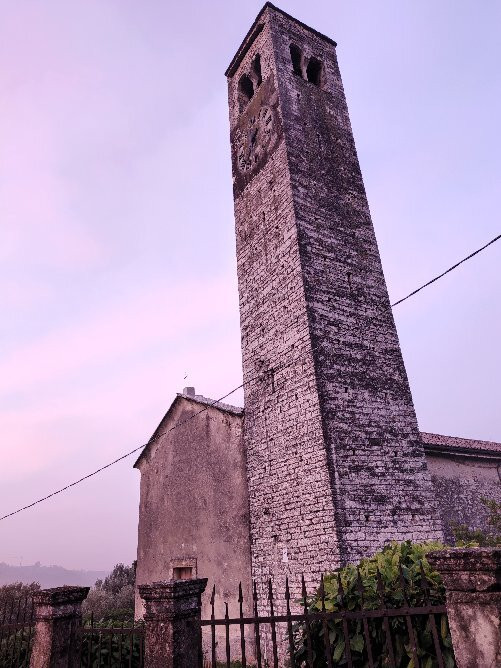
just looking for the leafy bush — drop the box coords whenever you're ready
[94,562,136,596]
[79,619,144,667]
[80,563,140,666]
[294,541,455,667]
[0,629,32,668]
[83,583,136,622]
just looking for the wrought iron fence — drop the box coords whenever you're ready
[0,601,144,668]
[201,568,455,668]
[0,596,35,668]
[76,615,144,667]
[0,566,455,668]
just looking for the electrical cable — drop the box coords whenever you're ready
[391,233,501,307]
[1,232,499,522]
[0,357,295,522]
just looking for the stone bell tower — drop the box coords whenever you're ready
[226,3,443,595]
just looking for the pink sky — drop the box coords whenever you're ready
[1,0,500,570]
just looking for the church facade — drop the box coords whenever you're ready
[133,388,501,621]
[134,3,500,622]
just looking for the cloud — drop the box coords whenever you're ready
[0,271,243,482]
[0,273,238,399]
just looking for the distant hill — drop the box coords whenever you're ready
[0,562,108,588]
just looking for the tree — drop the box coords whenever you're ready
[83,562,136,621]
[94,561,136,595]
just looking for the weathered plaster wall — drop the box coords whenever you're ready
[134,395,253,641]
[426,453,500,543]
[422,433,501,543]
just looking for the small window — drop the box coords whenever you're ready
[173,566,193,580]
[239,74,254,106]
[306,57,322,86]
[252,54,262,87]
[290,44,303,77]
[169,557,197,580]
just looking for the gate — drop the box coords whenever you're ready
[0,562,460,667]
[201,568,455,667]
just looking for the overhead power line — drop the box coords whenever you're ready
[0,383,240,523]
[1,232,499,522]
[391,233,501,307]
[0,357,296,523]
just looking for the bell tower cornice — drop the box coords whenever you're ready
[225,3,336,78]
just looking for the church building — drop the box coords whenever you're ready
[133,3,501,622]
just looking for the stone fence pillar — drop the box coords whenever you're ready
[428,548,500,668]
[138,578,208,668]
[30,586,89,668]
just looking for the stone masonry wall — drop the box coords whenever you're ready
[227,2,443,604]
[228,9,341,605]
[267,7,443,564]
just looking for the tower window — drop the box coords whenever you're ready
[306,57,322,86]
[252,54,262,87]
[238,74,254,107]
[290,44,303,77]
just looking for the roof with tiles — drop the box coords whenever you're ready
[421,431,501,457]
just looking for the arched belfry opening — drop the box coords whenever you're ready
[252,54,262,87]
[238,74,254,109]
[290,44,303,77]
[306,57,322,86]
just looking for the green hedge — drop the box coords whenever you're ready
[294,541,455,668]
[79,619,144,667]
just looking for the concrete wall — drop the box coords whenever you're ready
[134,395,253,656]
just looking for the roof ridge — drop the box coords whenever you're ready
[420,430,501,453]
[176,393,243,415]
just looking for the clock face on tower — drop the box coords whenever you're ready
[231,74,282,197]
[235,105,275,174]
